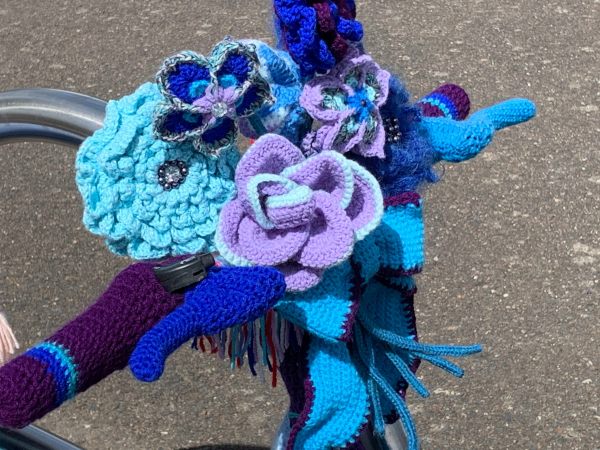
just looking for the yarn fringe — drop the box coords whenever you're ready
[0,312,19,365]
[192,310,301,387]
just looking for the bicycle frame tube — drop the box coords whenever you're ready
[0,88,106,146]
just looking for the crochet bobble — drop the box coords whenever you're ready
[76,82,239,260]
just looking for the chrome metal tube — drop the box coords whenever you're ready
[0,425,83,450]
[0,89,106,145]
[0,123,84,146]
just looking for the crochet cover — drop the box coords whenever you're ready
[0,2,536,449]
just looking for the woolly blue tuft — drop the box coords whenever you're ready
[76,82,240,260]
[351,76,439,197]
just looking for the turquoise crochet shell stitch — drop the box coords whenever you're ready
[76,82,240,260]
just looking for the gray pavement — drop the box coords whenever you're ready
[0,0,598,449]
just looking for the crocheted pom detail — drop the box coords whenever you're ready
[76,82,239,259]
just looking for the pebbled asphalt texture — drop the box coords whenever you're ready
[0,1,598,449]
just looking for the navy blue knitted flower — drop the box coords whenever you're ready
[274,0,363,77]
[154,39,273,155]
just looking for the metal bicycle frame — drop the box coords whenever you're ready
[0,88,407,450]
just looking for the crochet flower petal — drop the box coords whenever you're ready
[156,51,211,104]
[234,134,305,201]
[277,262,324,292]
[300,76,352,122]
[359,116,386,158]
[314,108,355,151]
[192,86,239,115]
[296,191,354,269]
[371,68,391,107]
[281,151,355,209]
[217,200,309,266]
[153,103,206,143]
[196,117,237,154]
[345,160,384,241]
[235,78,274,118]
[265,185,317,230]
[211,40,260,89]
[238,216,310,266]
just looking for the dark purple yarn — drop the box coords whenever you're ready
[417,83,471,120]
[0,261,184,428]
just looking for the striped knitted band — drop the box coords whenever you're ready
[418,92,459,119]
[26,342,77,406]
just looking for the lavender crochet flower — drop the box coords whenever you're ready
[153,39,273,154]
[300,51,390,158]
[216,134,383,292]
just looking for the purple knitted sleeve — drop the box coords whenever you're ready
[0,261,184,428]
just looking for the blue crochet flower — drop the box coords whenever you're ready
[154,39,273,155]
[76,82,240,260]
[274,0,364,77]
[237,40,312,147]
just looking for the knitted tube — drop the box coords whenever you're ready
[0,261,184,428]
[129,266,286,382]
[420,98,536,163]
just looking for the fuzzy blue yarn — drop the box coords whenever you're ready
[167,63,210,104]
[351,76,439,197]
[76,82,240,260]
[129,266,286,382]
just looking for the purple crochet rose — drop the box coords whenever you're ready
[216,134,383,292]
[300,50,391,158]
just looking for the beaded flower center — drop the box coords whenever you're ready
[158,160,188,190]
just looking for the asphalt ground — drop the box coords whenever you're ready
[0,1,598,449]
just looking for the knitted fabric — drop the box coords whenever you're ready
[0,261,184,428]
[273,0,363,77]
[300,50,390,159]
[238,41,312,147]
[216,134,383,292]
[421,98,537,163]
[416,83,471,120]
[277,199,482,450]
[76,82,240,260]
[129,265,286,382]
[154,39,273,154]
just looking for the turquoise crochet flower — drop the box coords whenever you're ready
[76,82,240,260]
[154,39,274,155]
